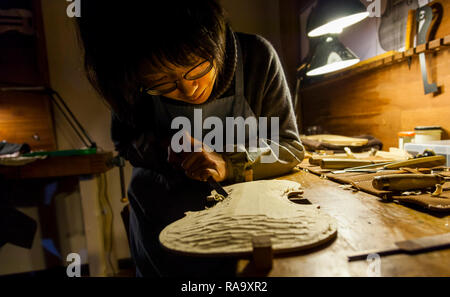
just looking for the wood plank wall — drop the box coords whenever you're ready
[0,0,55,152]
[299,1,450,149]
[300,46,450,149]
[0,91,56,151]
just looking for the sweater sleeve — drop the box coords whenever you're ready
[224,34,305,182]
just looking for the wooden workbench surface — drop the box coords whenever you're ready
[237,169,450,277]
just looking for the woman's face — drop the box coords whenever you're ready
[140,57,217,105]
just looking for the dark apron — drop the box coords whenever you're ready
[128,38,255,277]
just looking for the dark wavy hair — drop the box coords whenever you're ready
[76,0,228,124]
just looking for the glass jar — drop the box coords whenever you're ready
[398,131,415,149]
[414,126,442,144]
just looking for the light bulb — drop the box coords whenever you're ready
[308,12,369,37]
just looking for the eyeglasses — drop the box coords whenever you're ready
[141,60,214,96]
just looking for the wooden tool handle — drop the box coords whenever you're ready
[383,155,446,170]
[309,155,350,166]
[372,174,444,191]
[405,9,416,50]
[320,159,390,170]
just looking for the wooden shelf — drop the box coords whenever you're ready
[0,152,114,179]
[302,34,450,91]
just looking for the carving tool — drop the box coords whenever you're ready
[167,139,228,198]
[348,233,450,261]
[319,159,392,170]
[207,176,228,198]
[384,155,446,169]
[372,173,450,191]
[416,1,438,94]
[309,154,352,166]
[332,155,446,174]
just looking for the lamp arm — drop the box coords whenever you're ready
[48,89,97,149]
[293,63,308,135]
[293,77,303,135]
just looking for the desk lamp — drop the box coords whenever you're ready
[306,35,360,77]
[306,0,369,37]
[294,0,368,133]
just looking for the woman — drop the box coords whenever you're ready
[77,0,304,277]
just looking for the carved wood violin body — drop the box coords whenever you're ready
[159,180,337,257]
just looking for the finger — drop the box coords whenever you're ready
[185,167,213,182]
[188,156,217,174]
[181,152,203,171]
[197,168,217,182]
[191,137,203,153]
[182,130,202,152]
[167,145,187,167]
[185,170,201,181]
[167,145,179,165]
[179,130,191,153]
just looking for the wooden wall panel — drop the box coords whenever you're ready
[0,0,49,86]
[279,0,302,89]
[0,92,56,151]
[300,47,450,149]
[279,0,315,89]
[435,0,450,40]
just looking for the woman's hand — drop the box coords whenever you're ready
[167,131,228,182]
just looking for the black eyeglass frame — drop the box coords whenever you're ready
[141,60,214,96]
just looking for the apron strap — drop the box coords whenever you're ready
[234,35,245,98]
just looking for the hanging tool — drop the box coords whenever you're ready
[417,4,437,94]
[416,1,442,94]
[348,232,450,261]
[378,0,418,52]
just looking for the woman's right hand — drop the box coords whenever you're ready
[167,131,228,182]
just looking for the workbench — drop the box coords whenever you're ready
[237,168,450,277]
[0,152,115,276]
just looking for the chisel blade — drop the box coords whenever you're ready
[348,233,450,261]
[207,176,228,198]
[419,53,438,94]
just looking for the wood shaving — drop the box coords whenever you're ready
[432,184,444,197]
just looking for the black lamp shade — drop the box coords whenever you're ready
[306,35,360,76]
[307,0,369,37]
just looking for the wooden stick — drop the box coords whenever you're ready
[252,236,273,270]
[405,9,416,50]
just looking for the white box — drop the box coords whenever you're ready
[404,141,450,167]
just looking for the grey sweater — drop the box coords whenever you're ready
[111,32,304,182]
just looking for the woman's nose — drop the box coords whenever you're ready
[177,79,198,97]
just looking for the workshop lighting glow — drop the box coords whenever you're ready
[308,12,369,37]
[306,59,360,76]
